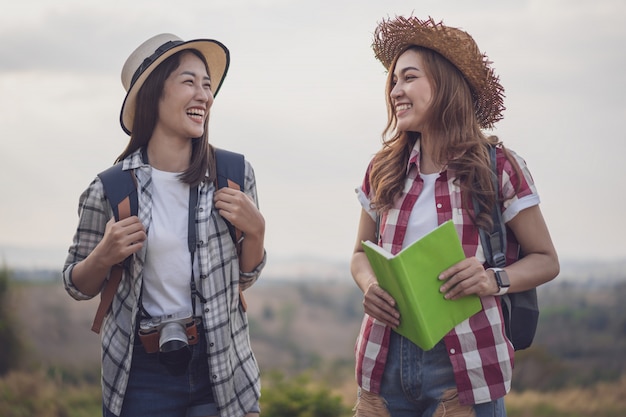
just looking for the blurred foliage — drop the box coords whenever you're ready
[0,368,352,417]
[0,368,101,417]
[511,281,626,391]
[0,265,23,375]
[260,371,351,417]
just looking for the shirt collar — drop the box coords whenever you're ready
[121,148,149,171]
[407,138,422,175]
[407,138,457,179]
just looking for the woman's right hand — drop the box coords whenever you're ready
[70,216,146,297]
[363,281,400,328]
[95,216,146,267]
[351,209,401,328]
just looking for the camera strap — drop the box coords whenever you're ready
[187,185,207,314]
[137,184,205,321]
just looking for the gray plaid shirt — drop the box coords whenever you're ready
[63,148,265,417]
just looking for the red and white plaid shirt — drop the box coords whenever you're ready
[355,141,539,405]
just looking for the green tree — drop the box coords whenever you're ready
[0,264,23,374]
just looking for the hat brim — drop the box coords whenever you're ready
[120,39,230,135]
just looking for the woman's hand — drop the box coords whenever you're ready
[72,216,146,297]
[214,187,265,275]
[96,216,146,266]
[438,257,499,299]
[351,209,400,327]
[214,188,265,239]
[363,281,400,328]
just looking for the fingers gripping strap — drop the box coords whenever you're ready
[91,195,132,334]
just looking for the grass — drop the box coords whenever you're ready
[2,369,626,417]
[505,376,626,417]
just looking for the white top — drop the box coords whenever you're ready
[142,168,197,318]
[402,172,440,249]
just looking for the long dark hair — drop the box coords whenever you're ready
[369,46,514,230]
[116,49,215,187]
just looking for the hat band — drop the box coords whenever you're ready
[130,40,184,87]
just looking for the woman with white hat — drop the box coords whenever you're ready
[350,16,559,416]
[63,34,265,417]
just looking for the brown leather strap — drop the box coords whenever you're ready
[91,265,123,334]
[91,195,131,334]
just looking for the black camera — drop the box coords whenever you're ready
[138,312,199,375]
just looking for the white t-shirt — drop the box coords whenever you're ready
[401,172,440,249]
[142,168,198,318]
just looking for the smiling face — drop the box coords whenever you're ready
[390,49,433,133]
[155,51,213,141]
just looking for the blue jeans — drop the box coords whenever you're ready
[378,330,506,417]
[103,322,260,417]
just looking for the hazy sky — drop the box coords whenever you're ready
[1,0,625,270]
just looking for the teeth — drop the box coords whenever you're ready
[396,104,412,111]
[187,109,205,117]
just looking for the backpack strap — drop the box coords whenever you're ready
[91,163,137,334]
[214,148,248,311]
[214,148,245,249]
[472,146,514,341]
[473,145,507,268]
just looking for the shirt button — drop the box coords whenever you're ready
[436,203,443,209]
[212,375,217,379]
[209,342,214,347]
[198,207,204,212]
[450,348,456,354]
[198,241,204,246]
[204,308,210,313]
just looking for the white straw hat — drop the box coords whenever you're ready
[119,33,230,134]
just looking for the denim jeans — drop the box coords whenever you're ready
[378,330,506,417]
[103,322,260,417]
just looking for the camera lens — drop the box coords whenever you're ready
[158,322,191,376]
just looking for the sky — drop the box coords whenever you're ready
[1,0,625,271]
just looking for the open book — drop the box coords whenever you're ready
[362,220,482,350]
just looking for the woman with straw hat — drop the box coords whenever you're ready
[350,16,559,416]
[63,34,265,417]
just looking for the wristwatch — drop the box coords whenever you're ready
[488,267,510,296]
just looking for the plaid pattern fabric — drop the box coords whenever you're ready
[63,148,265,417]
[355,141,538,405]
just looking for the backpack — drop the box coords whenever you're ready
[473,145,539,351]
[90,148,245,334]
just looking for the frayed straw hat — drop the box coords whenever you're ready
[120,33,230,135]
[372,16,505,129]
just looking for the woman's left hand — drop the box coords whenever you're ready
[438,257,499,300]
[214,187,265,238]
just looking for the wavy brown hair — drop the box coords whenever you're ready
[116,49,218,187]
[369,46,516,230]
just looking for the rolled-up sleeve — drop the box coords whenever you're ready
[500,149,541,223]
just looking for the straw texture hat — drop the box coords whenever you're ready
[120,33,230,135]
[372,16,505,129]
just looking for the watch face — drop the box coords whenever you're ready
[497,270,510,287]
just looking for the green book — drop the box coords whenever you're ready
[361,220,482,350]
